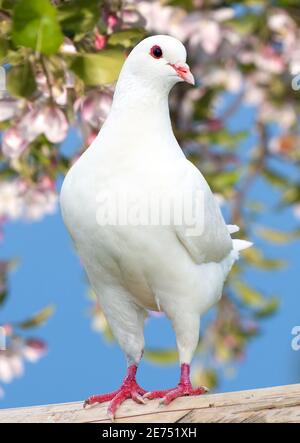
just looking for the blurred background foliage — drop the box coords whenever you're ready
[0,0,300,398]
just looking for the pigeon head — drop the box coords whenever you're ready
[121,35,195,89]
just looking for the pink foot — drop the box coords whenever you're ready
[83,365,146,420]
[144,363,208,405]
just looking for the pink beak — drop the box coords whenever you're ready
[169,62,195,85]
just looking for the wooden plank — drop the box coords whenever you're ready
[0,383,299,423]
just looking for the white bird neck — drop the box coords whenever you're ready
[105,70,174,137]
[91,70,184,163]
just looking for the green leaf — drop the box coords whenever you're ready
[194,88,217,120]
[207,169,240,192]
[57,0,99,39]
[0,36,8,63]
[1,0,16,11]
[235,282,279,318]
[0,290,8,306]
[243,247,286,270]
[7,63,36,98]
[192,367,218,389]
[277,0,300,6]
[225,14,262,35]
[69,50,125,85]
[281,186,300,206]
[262,169,288,188]
[166,0,194,10]
[144,348,178,365]
[255,298,280,318]
[196,130,247,150]
[12,0,63,55]
[108,29,145,48]
[257,227,295,244]
[17,305,55,329]
[234,281,265,307]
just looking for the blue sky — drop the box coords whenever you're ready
[0,105,299,409]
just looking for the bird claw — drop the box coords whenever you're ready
[107,410,115,422]
[144,384,208,405]
[83,368,147,421]
[159,396,168,405]
[133,393,146,404]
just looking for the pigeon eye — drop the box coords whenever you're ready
[150,45,163,59]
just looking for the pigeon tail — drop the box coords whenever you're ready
[227,224,240,234]
[233,238,253,252]
[221,238,253,277]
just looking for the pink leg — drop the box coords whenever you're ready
[144,363,208,405]
[83,364,146,420]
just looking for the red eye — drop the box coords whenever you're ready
[150,45,163,59]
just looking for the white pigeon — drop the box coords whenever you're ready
[60,35,252,420]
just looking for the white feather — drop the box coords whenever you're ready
[227,224,240,234]
[233,239,253,251]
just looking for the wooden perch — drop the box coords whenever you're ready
[0,384,300,423]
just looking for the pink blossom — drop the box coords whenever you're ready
[254,47,285,74]
[136,1,184,37]
[268,11,296,34]
[0,355,14,383]
[35,72,48,94]
[290,47,300,75]
[180,14,222,54]
[8,354,24,378]
[95,32,107,51]
[22,339,47,363]
[0,338,46,388]
[60,41,77,54]
[121,8,146,28]
[41,106,68,143]
[40,176,55,191]
[17,106,69,145]
[78,91,113,128]
[0,99,20,122]
[203,68,242,92]
[293,204,300,219]
[19,107,45,143]
[0,178,58,222]
[107,14,118,31]
[0,181,22,220]
[238,50,255,65]
[259,103,296,129]
[78,94,99,127]
[1,324,13,336]
[192,20,221,54]
[212,8,234,22]
[53,85,68,106]
[244,85,265,106]
[22,183,58,221]
[0,353,24,384]
[2,126,28,159]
